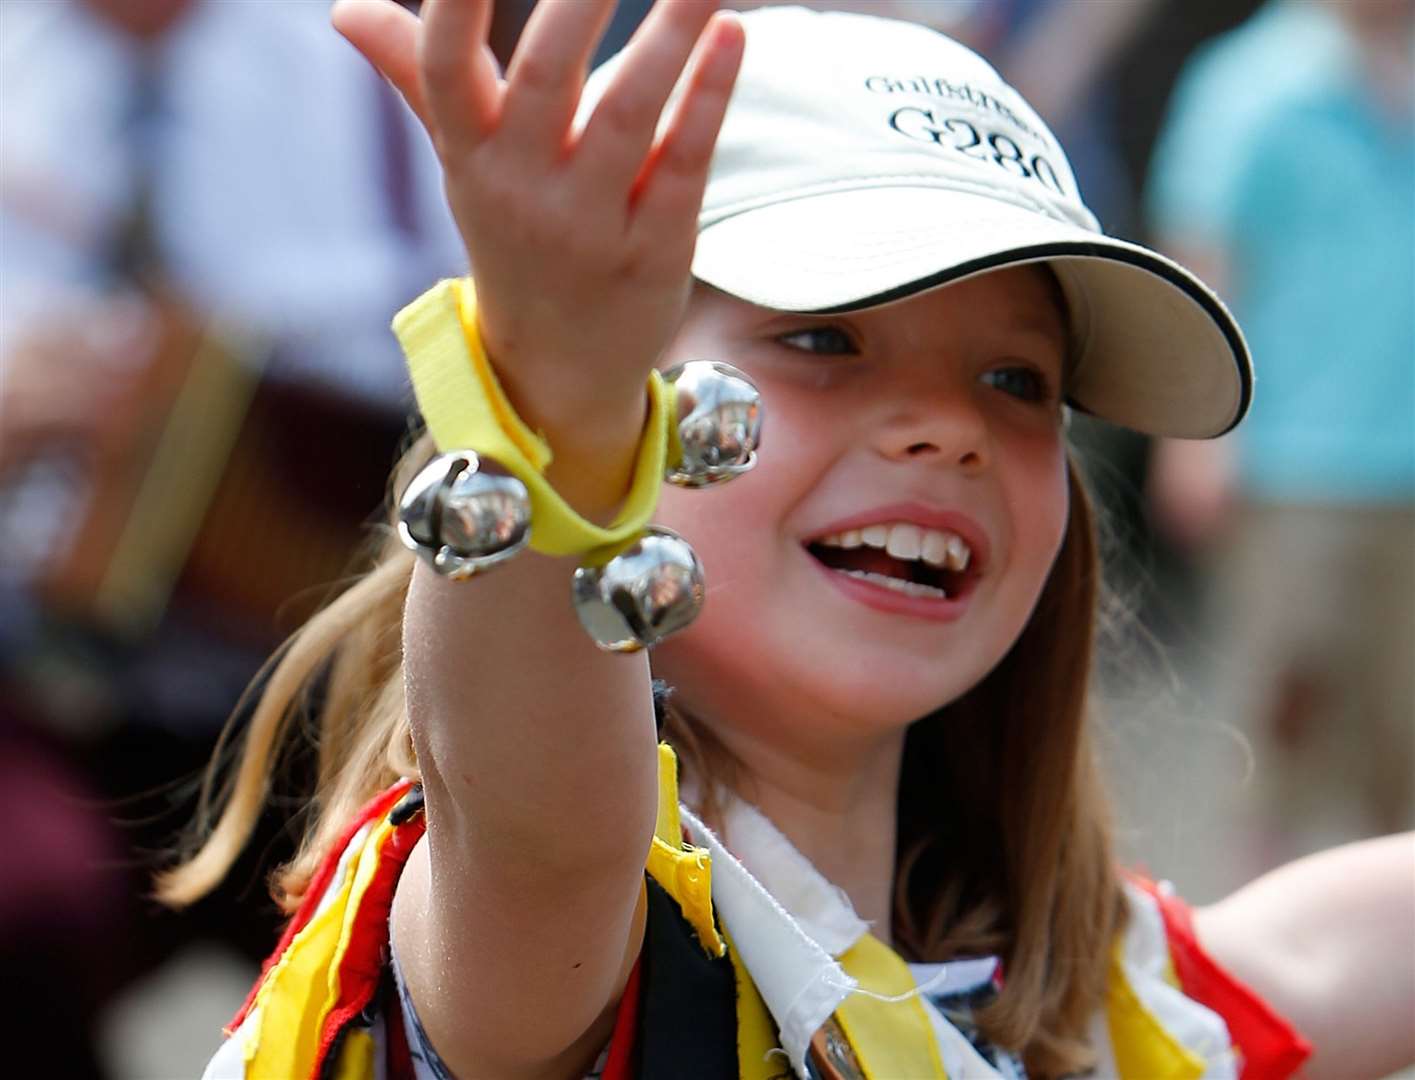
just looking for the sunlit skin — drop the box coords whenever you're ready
[649,266,1069,919]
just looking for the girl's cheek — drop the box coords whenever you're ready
[1009,430,1070,553]
[1043,449,1071,555]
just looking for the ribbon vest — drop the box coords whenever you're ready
[205,746,1309,1079]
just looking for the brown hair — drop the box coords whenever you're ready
[156,437,1122,1078]
[892,461,1123,1077]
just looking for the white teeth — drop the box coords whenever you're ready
[884,523,922,561]
[860,524,889,548]
[921,530,950,568]
[816,522,974,572]
[840,569,949,599]
[945,535,971,572]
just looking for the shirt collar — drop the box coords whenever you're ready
[716,797,872,958]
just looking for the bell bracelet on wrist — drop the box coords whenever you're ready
[663,359,761,488]
[570,526,706,653]
[396,451,532,581]
[391,278,762,650]
[393,278,676,564]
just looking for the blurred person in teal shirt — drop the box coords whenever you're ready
[1145,0,1413,886]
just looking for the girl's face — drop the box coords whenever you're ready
[651,266,1070,762]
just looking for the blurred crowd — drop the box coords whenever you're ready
[2,0,465,1072]
[1,1,1410,1076]
[1144,0,1413,894]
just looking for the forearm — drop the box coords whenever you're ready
[404,547,659,876]
[399,275,663,863]
[399,436,659,1074]
[396,274,667,1071]
[1196,833,1415,1079]
[336,0,744,1067]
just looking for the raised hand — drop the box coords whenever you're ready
[323,12,746,1073]
[331,0,744,479]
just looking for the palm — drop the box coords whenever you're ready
[331,0,744,420]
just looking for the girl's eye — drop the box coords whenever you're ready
[981,366,1053,403]
[775,326,858,356]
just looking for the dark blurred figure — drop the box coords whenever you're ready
[490,0,653,68]
[953,0,1162,236]
[1,0,463,1071]
[1146,0,1415,886]
[0,690,125,1078]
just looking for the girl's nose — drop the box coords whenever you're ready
[874,386,989,473]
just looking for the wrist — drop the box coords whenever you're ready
[539,393,654,525]
[393,278,675,563]
[394,277,762,653]
[471,303,660,524]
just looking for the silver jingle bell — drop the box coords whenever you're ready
[663,360,762,488]
[397,451,532,580]
[571,527,705,653]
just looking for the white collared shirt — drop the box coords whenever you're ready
[685,798,1022,1079]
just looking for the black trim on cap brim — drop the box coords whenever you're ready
[803,240,1253,438]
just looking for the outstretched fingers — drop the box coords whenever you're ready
[577,0,721,195]
[630,11,744,239]
[419,0,501,144]
[331,0,430,127]
[500,0,618,161]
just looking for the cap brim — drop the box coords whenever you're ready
[693,187,1251,438]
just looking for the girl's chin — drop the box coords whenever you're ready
[654,651,967,739]
[654,606,993,730]
[763,659,974,732]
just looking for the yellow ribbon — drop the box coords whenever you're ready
[835,934,949,1079]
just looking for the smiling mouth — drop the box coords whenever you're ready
[806,523,975,600]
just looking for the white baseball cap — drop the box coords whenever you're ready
[589,6,1252,438]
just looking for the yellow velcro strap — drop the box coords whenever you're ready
[393,278,675,565]
[835,934,948,1079]
[645,742,724,957]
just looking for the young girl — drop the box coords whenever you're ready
[163,3,1414,1078]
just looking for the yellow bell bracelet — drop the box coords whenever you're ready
[392,278,675,566]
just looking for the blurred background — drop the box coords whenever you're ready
[1,0,1410,1077]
